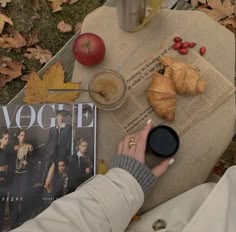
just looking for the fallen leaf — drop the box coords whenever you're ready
[48,0,69,12]
[0,31,26,48]
[31,13,41,20]
[31,0,40,11]
[0,0,11,8]
[0,13,13,34]
[69,0,78,4]
[24,45,52,64]
[74,22,82,32]
[25,32,40,47]
[57,21,72,33]
[23,62,80,103]
[0,58,23,88]
[220,17,236,28]
[20,74,30,81]
[48,0,63,12]
[198,0,235,21]
[191,0,199,7]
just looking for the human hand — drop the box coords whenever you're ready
[85,167,91,174]
[0,177,6,182]
[22,160,27,167]
[117,119,175,178]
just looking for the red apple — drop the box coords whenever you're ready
[73,33,106,66]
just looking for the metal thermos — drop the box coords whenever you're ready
[116,0,146,32]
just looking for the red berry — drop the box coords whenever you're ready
[178,48,188,55]
[189,42,196,48]
[173,42,182,50]
[199,47,206,56]
[173,36,182,43]
[181,42,190,48]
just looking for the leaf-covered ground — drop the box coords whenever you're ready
[0,0,105,104]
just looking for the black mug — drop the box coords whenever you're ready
[147,125,180,158]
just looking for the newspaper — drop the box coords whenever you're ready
[112,34,235,136]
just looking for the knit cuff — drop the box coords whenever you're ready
[110,155,157,193]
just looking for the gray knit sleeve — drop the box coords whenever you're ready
[110,155,157,193]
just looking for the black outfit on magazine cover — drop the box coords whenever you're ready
[0,148,11,232]
[9,142,33,230]
[68,152,94,192]
[42,123,72,182]
[0,129,14,232]
[52,161,69,199]
[42,159,69,210]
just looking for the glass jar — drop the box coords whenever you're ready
[88,69,127,111]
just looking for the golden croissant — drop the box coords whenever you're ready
[146,67,176,121]
[159,56,206,95]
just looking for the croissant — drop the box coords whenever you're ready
[159,56,206,95]
[146,67,176,121]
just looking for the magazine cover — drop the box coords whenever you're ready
[0,102,96,231]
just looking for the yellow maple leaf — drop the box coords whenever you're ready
[0,13,13,34]
[23,62,80,103]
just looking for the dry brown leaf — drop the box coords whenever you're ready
[31,13,41,20]
[69,0,78,4]
[31,0,40,11]
[0,13,13,34]
[0,31,26,48]
[191,0,199,7]
[220,17,236,29]
[0,0,11,7]
[23,62,81,103]
[25,32,40,47]
[57,21,72,33]
[74,22,82,32]
[20,74,30,81]
[24,45,52,64]
[198,0,235,21]
[48,0,63,12]
[48,0,69,12]
[0,58,23,88]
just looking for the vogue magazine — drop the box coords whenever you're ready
[0,103,96,231]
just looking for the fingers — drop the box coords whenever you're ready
[117,140,123,155]
[117,134,136,156]
[116,119,152,163]
[135,120,153,159]
[151,158,175,177]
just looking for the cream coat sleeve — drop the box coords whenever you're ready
[11,168,144,232]
[182,166,236,232]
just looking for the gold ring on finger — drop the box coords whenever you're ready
[128,137,137,148]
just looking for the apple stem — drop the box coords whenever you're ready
[83,42,90,53]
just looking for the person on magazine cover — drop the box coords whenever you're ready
[9,130,33,229]
[67,138,94,192]
[42,110,72,182]
[10,120,236,232]
[43,159,69,202]
[0,128,12,232]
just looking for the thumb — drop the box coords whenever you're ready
[151,158,175,177]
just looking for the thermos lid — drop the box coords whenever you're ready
[147,125,180,158]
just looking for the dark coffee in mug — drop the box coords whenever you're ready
[147,125,180,158]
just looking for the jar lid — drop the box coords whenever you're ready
[147,125,180,158]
